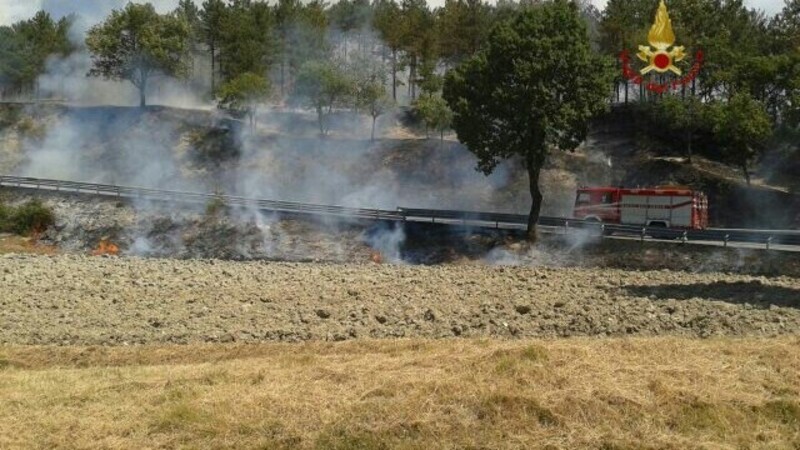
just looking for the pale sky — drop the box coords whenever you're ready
[0,0,788,27]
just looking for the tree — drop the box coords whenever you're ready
[443,0,612,241]
[399,0,436,100]
[710,92,772,185]
[86,3,190,107]
[274,0,301,97]
[1,11,74,99]
[218,72,271,130]
[0,26,33,97]
[200,0,228,94]
[175,0,203,87]
[436,0,492,67]
[283,0,331,87]
[293,60,354,135]
[415,94,452,142]
[329,0,371,60]
[373,0,404,101]
[219,0,276,83]
[654,94,706,164]
[357,78,393,140]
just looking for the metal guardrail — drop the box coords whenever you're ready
[3,175,799,249]
[397,207,800,247]
[0,175,403,221]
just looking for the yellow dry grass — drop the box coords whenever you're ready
[0,234,58,256]
[1,337,799,449]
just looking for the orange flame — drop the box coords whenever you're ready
[370,251,383,264]
[92,238,119,256]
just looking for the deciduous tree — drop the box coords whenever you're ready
[710,92,772,185]
[218,72,271,130]
[86,3,190,107]
[294,60,354,135]
[444,0,612,241]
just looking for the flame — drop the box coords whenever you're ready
[370,251,383,264]
[92,238,119,256]
[647,0,676,50]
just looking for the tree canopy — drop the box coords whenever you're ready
[2,0,798,190]
[218,72,271,129]
[444,0,612,240]
[293,60,354,135]
[86,3,190,107]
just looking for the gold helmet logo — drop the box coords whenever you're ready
[637,0,686,75]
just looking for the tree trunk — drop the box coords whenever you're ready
[742,163,751,186]
[210,42,216,95]
[526,156,543,242]
[409,58,416,100]
[317,106,325,135]
[624,81,628,104]
[391,49,397,101]
[687,129,693,164]
[139,75,147,108]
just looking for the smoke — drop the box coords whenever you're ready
[1,3,564,263]
[36,47,211,108]
[362,222,406,263]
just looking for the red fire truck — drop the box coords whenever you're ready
[573,186,709,229]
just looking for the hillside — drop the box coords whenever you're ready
[0,102,797,228]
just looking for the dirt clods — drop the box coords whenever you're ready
[0,254,798,345]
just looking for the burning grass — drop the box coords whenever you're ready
[91,237,120,256]
[0,337,798,449]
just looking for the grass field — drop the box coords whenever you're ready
[1,337,799,449]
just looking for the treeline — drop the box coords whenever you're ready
[0,0,798,187]
[602,0,800,185]
[0,11,75,98]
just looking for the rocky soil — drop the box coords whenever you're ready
[1,254,798,345]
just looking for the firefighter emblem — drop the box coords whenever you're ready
[619,0,703,93]
[637,0,685,75]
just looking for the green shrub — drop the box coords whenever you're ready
[0,202,11,231]
[0,199,55,235]
[205,197,226,217]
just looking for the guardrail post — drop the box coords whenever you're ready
[495,220,499,229]
[766,236,772,250]
[565,220,569,235]
[681,231,688,244]
[600,224,605,237]
[724,234,729,248]
[641,227,646,243]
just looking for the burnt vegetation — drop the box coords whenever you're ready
[0,0,796,236]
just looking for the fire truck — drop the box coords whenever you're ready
[573,186,709,229]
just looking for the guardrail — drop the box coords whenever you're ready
[397,207,800,247]
[0,175,403,221]
[3,175,799,249]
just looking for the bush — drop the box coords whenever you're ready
[0,199,55,235]
[205,197,226,217]
[0,202,11,231]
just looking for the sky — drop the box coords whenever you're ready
[0,0,788,27]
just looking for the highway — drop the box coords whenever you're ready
[2,174,799,251]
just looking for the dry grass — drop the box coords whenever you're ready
[0,234,58,255]
[1,337,799,449]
